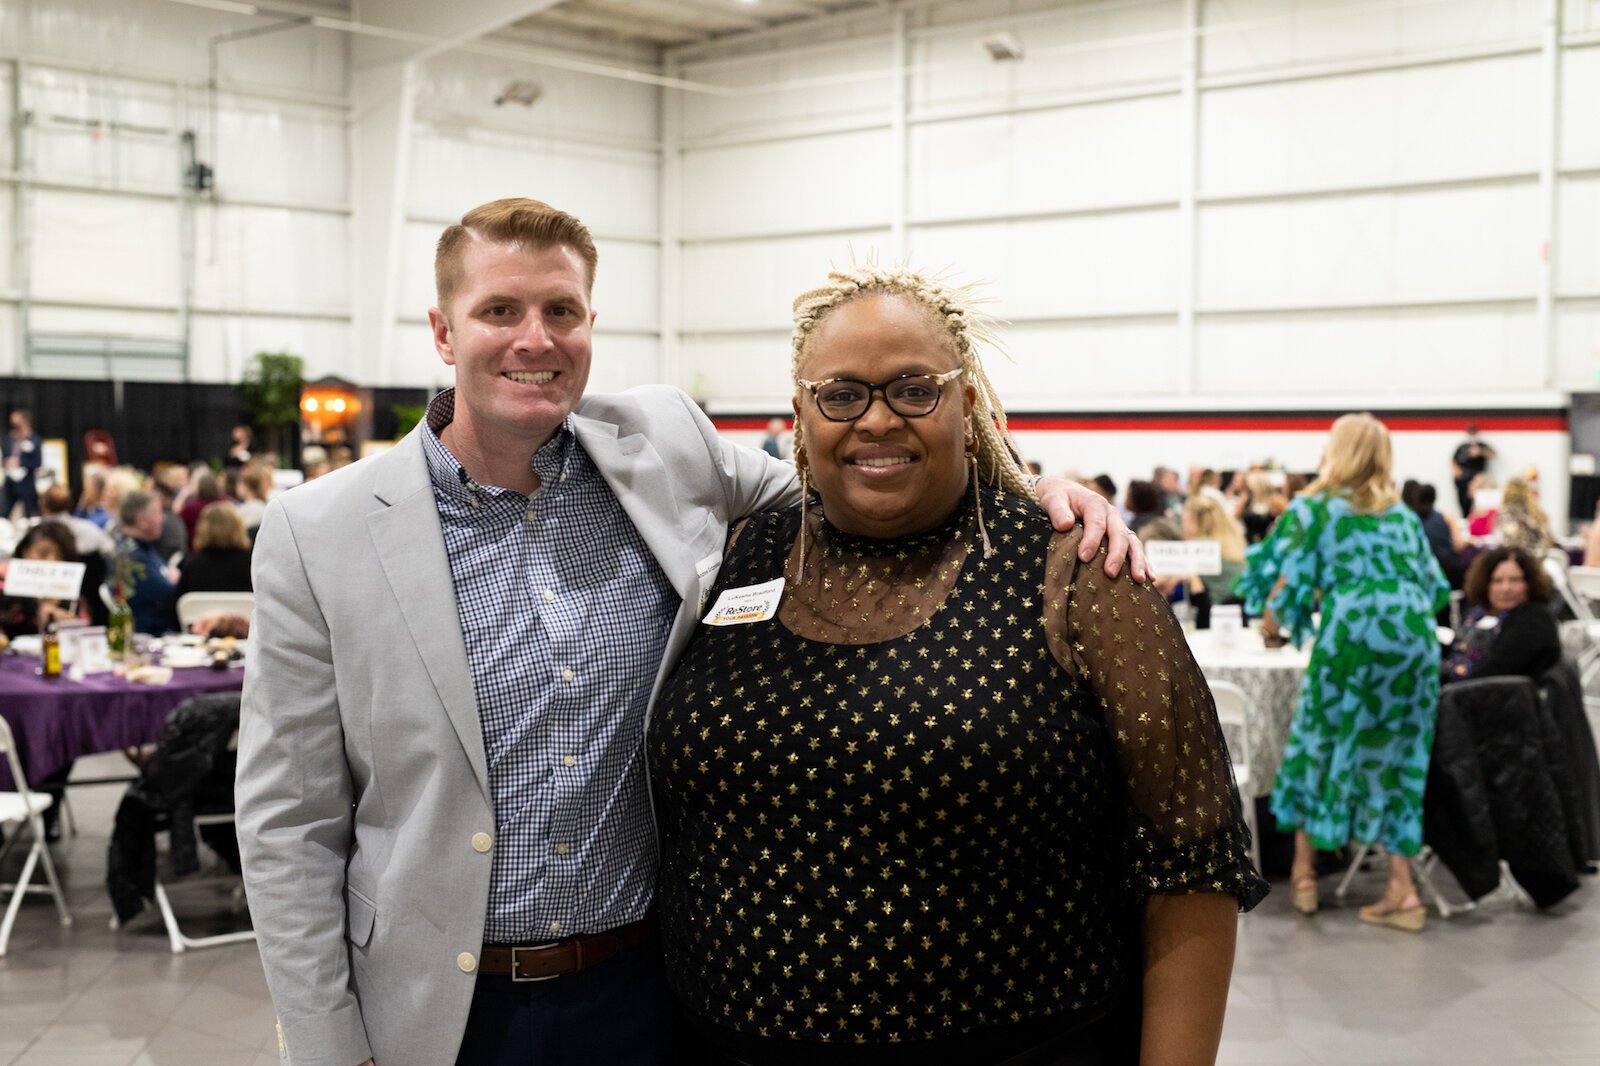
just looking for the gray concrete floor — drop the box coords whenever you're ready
[2,754,1598,1065]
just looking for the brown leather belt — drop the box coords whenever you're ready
[479,916,655,982]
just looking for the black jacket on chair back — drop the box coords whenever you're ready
[1424,676,1580,908]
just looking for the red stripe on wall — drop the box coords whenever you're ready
[711,414,1568,433]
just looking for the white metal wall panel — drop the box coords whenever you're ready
[187,315,353,385]
[214,96,348,205]
[997,321,1184,403]
[592,239,660,333]
[679,231,891,334]
[29,190,179,305]
[1199,0,1537,76]
[909,212,1181,318]
[6,0,343,93]
[1199,54,1541,196]
[0,309,15,376]
[909,0,1182,110]
[679,335,794,408]
[27,68,182,189]
[1195,307,1538,394]
[910,95,1182,220]
[681,41,893,141]
[417,50,659,146]
[588,333,663,395]
[1555,304,1600,387]
[193,205,351,315]
[680,130,892,238]
[1199,184,1540,308]
[391,321,453,395]
[408,129,660,239]
[1560,177,1600,295]
[1563,46,1600,167]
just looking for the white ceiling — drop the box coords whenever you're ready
[512,0,881,48]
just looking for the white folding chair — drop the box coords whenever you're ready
[175,591,255,632]
[1207,680,1259,873]
[119,726,254,954]
[150,809,255,954]
[0,717,73,956]
[1546,562,1600,688]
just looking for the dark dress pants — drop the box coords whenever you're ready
[454,935,689,1066]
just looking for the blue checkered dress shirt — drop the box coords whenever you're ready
[422,389,675,942]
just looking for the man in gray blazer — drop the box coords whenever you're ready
[236,198,1140,1066]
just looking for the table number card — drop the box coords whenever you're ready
[1143,539,1223,577]
[69,626,112,676]
[3,559,87,600]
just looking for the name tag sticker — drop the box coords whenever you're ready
[702,577,785,627]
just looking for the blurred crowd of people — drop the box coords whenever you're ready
[0,420,290,642]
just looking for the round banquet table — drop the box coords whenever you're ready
[0,653,245,790]
[1183,627,1310,798]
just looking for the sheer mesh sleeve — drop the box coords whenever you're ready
[1236,495,1324,646]
[1045,531,1268,911]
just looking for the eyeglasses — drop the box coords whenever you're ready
[797,367,964,422]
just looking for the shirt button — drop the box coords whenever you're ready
[562,754,576,768]
[543,589,555,602]
[554,842,570,856]
[549,920,561,934]
[471,832,492,853]
[561,668,574,682]
[525,510,536,522]
[457,952,477,973]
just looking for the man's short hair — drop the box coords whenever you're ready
[120,489,154,529]
[434,198,599,308]
[40,484,73,515]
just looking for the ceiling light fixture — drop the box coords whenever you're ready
[977,31,1025,61]
[494,80,543,107]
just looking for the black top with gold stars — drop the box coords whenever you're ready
[650,489,1266,1065]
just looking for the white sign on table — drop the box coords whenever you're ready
[1144,539,1223,576]
[3,558,87,599]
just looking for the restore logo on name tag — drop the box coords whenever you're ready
[701,577,785,626]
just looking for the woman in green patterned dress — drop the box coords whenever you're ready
[1237,414,1449,932]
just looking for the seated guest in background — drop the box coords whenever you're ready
[1584,500,1600,568]
[652,264,1264,1066]
[1087,472,1117,505]
[1496,475,1554,553]
[1185,492,1248,604]
[179,471,223,549]
[39,483,112,625]
[40,483,114,558]
[0,523,82,639]
[0,521,82,838]
[102,467,141,533]
[1443,547,1560,683]
[1237,470,1278,545]
[1127,478,1179,537]
[1403,481,1465,589]
[76,471,111,528]
[176,502,254,599]
[115,489,179,635]
[151,477,188,560]
[1154,464,1184,514]
[1465,473,1499,537]
[1194,467,1227,503]
[232,461,271,533]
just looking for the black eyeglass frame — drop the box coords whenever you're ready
[796,367,965,422]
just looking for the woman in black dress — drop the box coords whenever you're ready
[174,501,254,599]
[1442,547,1560,682]
[649,266,1265,1066]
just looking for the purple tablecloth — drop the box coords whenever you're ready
[0,654,244,790]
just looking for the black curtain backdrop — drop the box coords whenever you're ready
[0,378,430,487]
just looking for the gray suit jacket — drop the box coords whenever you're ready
[236,385,796,1066]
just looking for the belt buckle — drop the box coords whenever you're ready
[510,940,563,983]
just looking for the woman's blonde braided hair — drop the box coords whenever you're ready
[789,263,1031,501]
